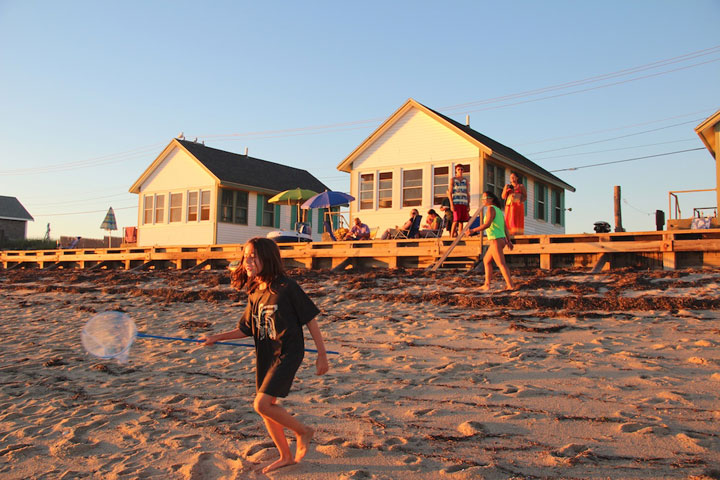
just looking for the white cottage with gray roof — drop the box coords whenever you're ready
[129,139,328,246]
[337,99,576,235]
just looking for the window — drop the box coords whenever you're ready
[359,173,374,210]
[220,188,248,224]
[378,172,392,208]
[154,194,165,224]
[143,195,153,224]
[169,193,183,222]
[188,191,198,222]
[535,182,548,221]
[485,163,504,199]
[200,190,210,221]
[402,169,422,207]
[553,189,563,225]
[260,195,274,227]
[433,166,449,205]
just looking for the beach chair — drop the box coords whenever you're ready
[322,220,337,241]
[393,215,422,239]
[423,217,445,238]
[295,222,311,235]
[368,227,379,240]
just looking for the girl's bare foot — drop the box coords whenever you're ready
[479,284,491,291]
[295,427,314,462]
[262,457,296,474]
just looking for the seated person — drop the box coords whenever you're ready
[343,217,371,240]
[441,198,453,235]
[381,209,419,239]
[418,209,442,238]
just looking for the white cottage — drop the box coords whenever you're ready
[129,139,328,246]
[337,99,576,235]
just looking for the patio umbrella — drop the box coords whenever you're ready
[268,188,318,223]
[300,190,355,209]
[100,207,118,247]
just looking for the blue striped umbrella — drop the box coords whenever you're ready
[100,207,118,231]
[101,207,117,247]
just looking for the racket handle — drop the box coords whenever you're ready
[136,333,338,354]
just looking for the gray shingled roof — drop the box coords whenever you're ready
[178,140,328,193]
[424,104,575,192]
[0,196,33,221]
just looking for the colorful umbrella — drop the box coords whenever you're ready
[268,188,318,205]
[101,207,117,247]
[300,190,355,209]
[269,188,318,223]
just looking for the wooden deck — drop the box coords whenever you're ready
[2,229,720,271]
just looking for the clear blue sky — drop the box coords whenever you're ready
[1,0,719,240]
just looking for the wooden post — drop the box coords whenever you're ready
[715,123,720,214]
[614,186,625,232]
[662,232,676,270]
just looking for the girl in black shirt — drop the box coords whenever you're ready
[201,238,329,473]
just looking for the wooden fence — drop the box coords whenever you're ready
[2,229,720,272]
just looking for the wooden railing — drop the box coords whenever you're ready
[2,229,720,271]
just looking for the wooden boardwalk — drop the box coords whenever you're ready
[2,229,720,271]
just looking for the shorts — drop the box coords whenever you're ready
[453,204,470,223]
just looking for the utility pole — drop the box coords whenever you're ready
[614,186,625,232]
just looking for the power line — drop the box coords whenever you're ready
[440,45,720,112]
[529,119,703,155]
[194,46,720,142]
[25,192,132,208]
[33,205,136,217]
[457,57,720,115]
[533,138,696,161]
[0,143,165,175]
[550,148,705,172]
[515,108,713,146]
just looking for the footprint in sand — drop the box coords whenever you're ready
[243,441,275,459]
[676,432,715,451]
[341,469,375,479]
[179,451,242,480]
[458,421,486,436]
[410,408,434,417]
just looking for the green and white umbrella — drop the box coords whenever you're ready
[101,207,117,247]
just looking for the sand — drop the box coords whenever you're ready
[1,267,719,479]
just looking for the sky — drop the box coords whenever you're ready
[1,0,719,240]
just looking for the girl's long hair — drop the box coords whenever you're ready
[483,191,502,209]
[231,237,285,292]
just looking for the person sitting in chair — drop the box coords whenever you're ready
[418,209,442,238]
[381,209,419,240]
[343,217,370,240]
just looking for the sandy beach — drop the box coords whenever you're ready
[1,266,719,479]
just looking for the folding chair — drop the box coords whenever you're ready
[322,220,337,241]
[393,215,422,239]
[424,216,445,238]
[368,227,379,240]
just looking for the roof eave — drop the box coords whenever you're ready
[336,98,492,172]
[694,108,720,158]
[129,139,220,194]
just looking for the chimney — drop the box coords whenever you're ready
[244,147,249,156]
[465,115,470,127]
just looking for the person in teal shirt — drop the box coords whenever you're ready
[470,191,516,291]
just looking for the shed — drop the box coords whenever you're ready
[0,196,34,242]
